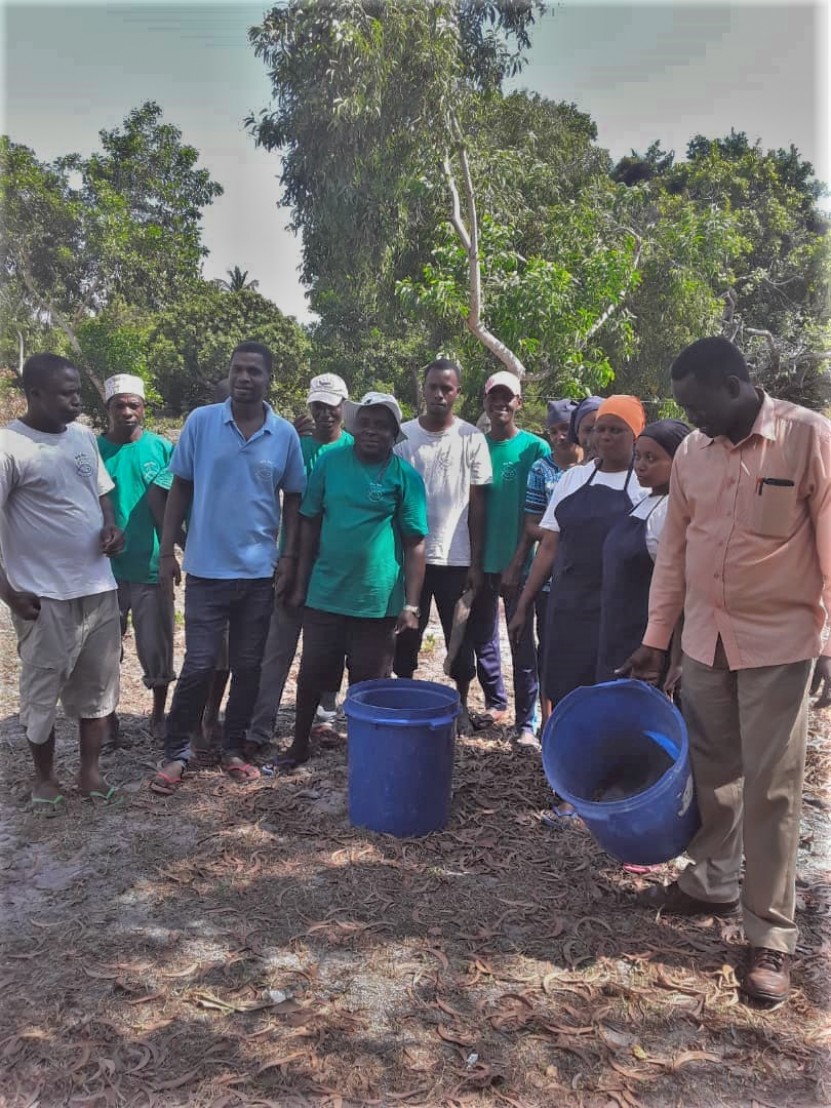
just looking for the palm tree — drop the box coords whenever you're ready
[215,266,259,292]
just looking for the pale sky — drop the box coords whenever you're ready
[3,1,829,323]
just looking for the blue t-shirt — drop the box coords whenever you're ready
[525,454,566,592]
[170,400,306,579]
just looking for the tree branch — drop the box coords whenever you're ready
[577,235,643,349]
[442,153,470,253]
[18,252,106,399]
[745,327,783,374]
[444,112,527,378]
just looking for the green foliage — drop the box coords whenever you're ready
[72,309,160,423]
[607,131,829,408]
[247,0,544,402]
[1,103,222,395]
[145,282,310,415]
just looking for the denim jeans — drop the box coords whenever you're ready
[163,576,274,763]
[468,572,539,733]
[246,598,303,747]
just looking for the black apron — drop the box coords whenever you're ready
[595,496,666,684]
[543,464,635,705]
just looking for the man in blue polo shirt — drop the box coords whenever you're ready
[150,340,306,794]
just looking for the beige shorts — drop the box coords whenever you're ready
[117,580,175,688]
[13,591,121,744]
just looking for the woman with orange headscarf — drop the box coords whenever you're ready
[509,395,648,707]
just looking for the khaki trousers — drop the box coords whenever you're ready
[678,642,813,954]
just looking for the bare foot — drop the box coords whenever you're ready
[149,716,165,743]
[150,759,186,795]
[31,778,62,802]
[222,756,261,783]
[78,767,107,796]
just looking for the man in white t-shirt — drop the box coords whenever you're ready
[393,358,492,728]
[0,354,124,811]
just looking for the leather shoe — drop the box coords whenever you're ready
[636,881,740,917]
[742,947,792,1003]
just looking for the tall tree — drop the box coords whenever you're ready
[1,103,222,395]
[145,281,310,414]
[609,130,830,408]
[215,266,260,292]
[248,0,548,391]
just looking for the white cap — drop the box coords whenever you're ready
[105,374,145,402]
[307,372,349,407]
[343,391,408,444]
[484,370,521,397]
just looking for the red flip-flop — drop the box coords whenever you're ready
[149,770,184,796]
[223,762,261,784]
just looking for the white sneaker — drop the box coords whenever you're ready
[315,704,338,726]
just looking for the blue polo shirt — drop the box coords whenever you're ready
[170,400,306,579]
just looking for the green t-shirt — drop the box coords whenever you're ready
[97,430,175,584]
[482,429,551,574]
[301,446,428,618]
[300,429,354,473]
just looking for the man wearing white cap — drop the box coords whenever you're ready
[0,354,124,811]
[242,372,353,756]
[468,370,550,744]
[273,392,428,769]
[98,373,177,741]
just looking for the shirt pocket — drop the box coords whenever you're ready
[749,478,797,538]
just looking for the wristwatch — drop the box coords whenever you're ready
[402,604,421,617]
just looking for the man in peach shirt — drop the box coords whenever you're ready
[623,336,831,1006]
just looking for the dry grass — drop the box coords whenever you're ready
[0,374,829,1105]
[1,597,829,1108]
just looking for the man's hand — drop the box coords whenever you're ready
[464,565,484,595]
[158,552,181,596]
[293,413,314,437]
[499,562,522,600]
[4,588,41,621]
[811,656,831,709]
[274,556,296,601]
[616,644,667,685]
[286,583,307,611]
[507,600,529,648]
[394,609,419,637]
[100,525,125,556]
[662,662,683,700]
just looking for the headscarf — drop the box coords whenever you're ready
[638,419,691,458]
[567,396,603,444]
[546,398,578,428]
[596,395,647,438]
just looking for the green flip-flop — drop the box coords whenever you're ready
[82,785,123,807]
[30,794,66,817]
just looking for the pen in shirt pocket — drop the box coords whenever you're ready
[756,477,795,495]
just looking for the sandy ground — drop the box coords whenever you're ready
[0,587,829,1108]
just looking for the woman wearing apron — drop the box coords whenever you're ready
[509,395,648,706]
[567,395,602,462]
[595,419,691,684]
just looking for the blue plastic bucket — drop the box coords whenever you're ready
[542,679,699,864]
[344,678,460,838]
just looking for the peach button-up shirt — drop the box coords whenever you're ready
[644,392,831,669]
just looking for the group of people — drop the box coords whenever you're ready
[1,336,829,1007]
